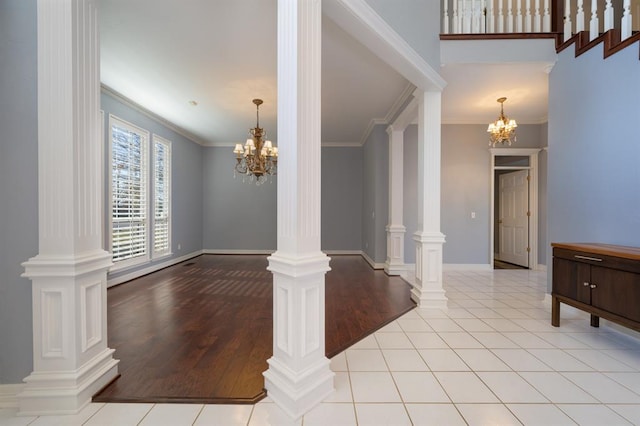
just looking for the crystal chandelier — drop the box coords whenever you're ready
[233,99,278,184]
[487,97,517,147]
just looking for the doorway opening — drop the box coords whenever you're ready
[490,148,541,270]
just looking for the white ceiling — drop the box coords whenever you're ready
[98,1,551,147]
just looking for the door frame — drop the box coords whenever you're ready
[490,148,541,270]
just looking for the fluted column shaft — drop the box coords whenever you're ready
[264,0,334,420]
[20,0,118,415]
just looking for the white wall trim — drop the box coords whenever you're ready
[361,251,385,269]
[0,384,25,409]
[359,118,388,146]
[490,148,541,271]
[536,264,548,272]
[384,82,417,124]
[324,0,446,91]
[107,250,203,288]
[101,84,207,147]
[443,263,493,271]
[203,249,276,255]
[323,250,362,255]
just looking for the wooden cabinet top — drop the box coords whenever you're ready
[552,242,640,261]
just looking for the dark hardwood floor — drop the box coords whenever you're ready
[93,254,414,404]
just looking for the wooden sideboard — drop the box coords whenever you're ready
[551,242,640,332]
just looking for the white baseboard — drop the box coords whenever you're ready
[443,263,492,271]
[536,264,548,272]
[0,384,24,409]
[107,250,203,288]
[203,249,275,255]
[361,251,385,269]
[323,250,362,255]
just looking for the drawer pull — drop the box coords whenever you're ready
[574,255,603,262]
[583,282,590,286]
[590,284,597,289]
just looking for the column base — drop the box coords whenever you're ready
[265,251,334,419]
[410,286,448,309]
[412,231,448,309]
[384,225,406,276]
[263,356,334,420]
[18,348,118,416]
[384,261,406,276]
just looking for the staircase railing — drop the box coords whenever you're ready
[442,0,637,43]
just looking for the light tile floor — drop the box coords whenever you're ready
[3,269,640,425]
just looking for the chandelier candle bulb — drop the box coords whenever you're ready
[232,98,278,184]
[487,96,517,147]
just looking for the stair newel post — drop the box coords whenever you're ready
[576,0,585,31]
[443,0,450,34]
[564,0,573,41]
[589,0,599,41]
[498,0,505,32]
[621,0,632,40]
[543,0,551,31]
[604,0,614,31]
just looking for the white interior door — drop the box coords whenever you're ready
[497,169,529,267]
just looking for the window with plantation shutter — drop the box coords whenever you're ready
[109,116,150,268]
[153,136,171,256]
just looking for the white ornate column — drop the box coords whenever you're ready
[412,90,448,308]
[264,0,334,419]
[384,125,406,275]
[19,0,118,415]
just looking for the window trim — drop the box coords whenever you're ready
[152,134,172,258]
[108,114,151,271]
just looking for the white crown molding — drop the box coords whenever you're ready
[390,96,418,131]
[323,0,446,91]
[384,82,417,124]
[101,84,208,146]
[359,118,388,146]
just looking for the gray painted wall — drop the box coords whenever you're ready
[202,147,278,251]
[322,147,363,251]
[547,46,640,289]
[362,125,389,263]
[364,0,441,70]
[101,92,204,280]
[202,146,364,252]
[0,0,38,384]
[403,123,547,265]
